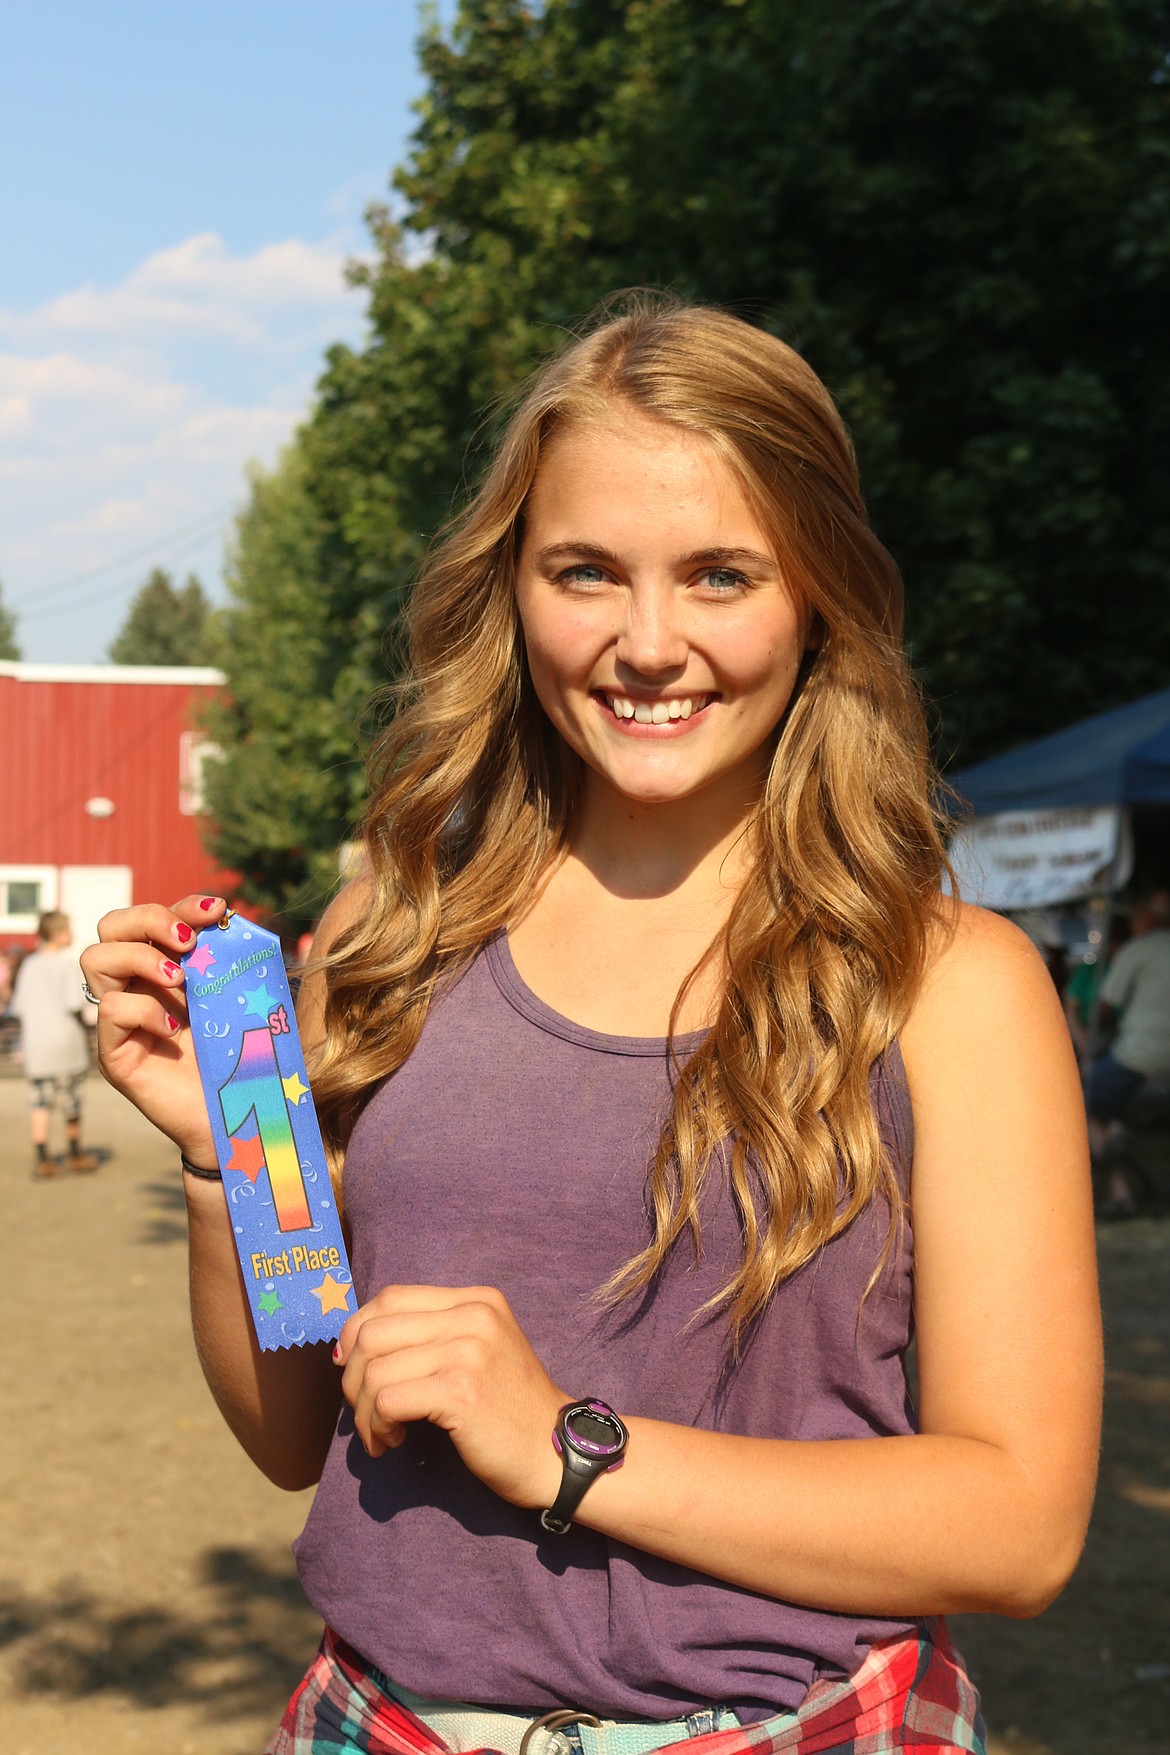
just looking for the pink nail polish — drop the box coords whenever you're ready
[199,897,218,912]
[175,923,192,943]
[332,1343,341,1361]
[166,1015,179,1031]
[162,961,180,978]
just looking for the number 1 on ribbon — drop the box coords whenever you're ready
[219,1027,312,1232]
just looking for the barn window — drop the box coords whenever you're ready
[179,733,223,815]
[0,866,57,931]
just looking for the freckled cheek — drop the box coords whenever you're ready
[523,644,594,734]
[731,647,803,725]
[725,644,791,698]
[525,618,606,697]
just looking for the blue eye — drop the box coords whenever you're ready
[702,568,748,592]
[559,565,607,586]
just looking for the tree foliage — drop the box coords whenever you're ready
[201,454,376,919]
[212,0,1170,919]
[108,568,217,666]
[0,579,20,661]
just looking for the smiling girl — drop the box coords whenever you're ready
[82,298,1100,1755]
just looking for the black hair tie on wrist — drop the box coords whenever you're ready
[180,1154,222,1181]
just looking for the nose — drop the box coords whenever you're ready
[614,581,688,677]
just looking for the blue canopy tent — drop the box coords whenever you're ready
[951,689,1170,815]
[946,689,1170,927]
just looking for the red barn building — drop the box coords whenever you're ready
[0,661,236,951]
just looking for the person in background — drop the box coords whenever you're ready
[1063,918,1127,1066]
[0,943,15,1059]
[11,910,98,1178]
[1084,887,1170,1211]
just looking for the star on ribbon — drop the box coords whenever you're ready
[225,1133,266,1182]
[186,941,216,977]
[310,1273,352,1316]
[257,1288,282,1316]
[243,981,276,1019]
[281,1071,309,1105]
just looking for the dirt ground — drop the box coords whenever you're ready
[1,1072,1167,1755]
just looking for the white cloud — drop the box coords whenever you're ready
[0,233,365,347]
[0,394,32,438]
[0,233,368,661]
[0,353,191,447]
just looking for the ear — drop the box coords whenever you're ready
[803,610,825,653]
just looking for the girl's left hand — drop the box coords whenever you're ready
[334,1284,567,1509]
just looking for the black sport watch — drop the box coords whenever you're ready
[540,1398,629,1534]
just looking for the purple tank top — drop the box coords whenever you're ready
[294,932,917,1720]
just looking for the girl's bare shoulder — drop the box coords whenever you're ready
[901,898,1062,1074]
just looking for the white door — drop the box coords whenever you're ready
[59,866,134,958]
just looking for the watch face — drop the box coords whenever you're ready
[564,1403,626,1457]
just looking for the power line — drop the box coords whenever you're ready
[18,519,229,624]
[10,504,236,616]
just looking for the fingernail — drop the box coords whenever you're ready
[166,1015,179,1032]
[175,923,193,943]
[332,1343,341,1361]
[162,960,180,979]
[199,897,219,912]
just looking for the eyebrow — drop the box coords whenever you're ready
[534,541,779,571]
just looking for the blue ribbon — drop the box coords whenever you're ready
[182,912,354,1350]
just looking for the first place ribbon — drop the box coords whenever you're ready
[181,911,354,1351]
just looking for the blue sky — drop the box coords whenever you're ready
[0,1,453,662]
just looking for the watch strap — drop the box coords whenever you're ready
[540,1447,598,1534]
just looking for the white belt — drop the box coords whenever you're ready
[383,1679,744,1755]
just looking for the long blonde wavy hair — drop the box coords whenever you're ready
[313,295,950,1338]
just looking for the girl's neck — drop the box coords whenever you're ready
[510,772,760,1036]
[568,769,762,905]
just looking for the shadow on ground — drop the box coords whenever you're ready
[952,1217,1170,1755]
[0,1545,319,1727]
[137,1174,191,1246]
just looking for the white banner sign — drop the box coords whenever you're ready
[948,807,1130,909]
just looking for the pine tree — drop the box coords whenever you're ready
[0,579,20,661]
[108,569,216,666]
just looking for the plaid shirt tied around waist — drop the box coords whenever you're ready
[266,1621,986,1755]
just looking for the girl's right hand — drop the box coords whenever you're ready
[79,895,228,1165]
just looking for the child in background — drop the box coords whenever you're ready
[12,910,96,1177]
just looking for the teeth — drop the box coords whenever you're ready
[605,693,706,721]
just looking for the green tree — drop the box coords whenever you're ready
[576,0,1170,764]
[212,0,1170,916]
[108,568,216,666]
[0,579,20,661]
[201,452,375,919]
[391,0,1170,762]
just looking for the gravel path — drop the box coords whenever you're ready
[2,1072,317,1755]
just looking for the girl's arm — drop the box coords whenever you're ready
[183,1171,341,1489]
[338,902,1102,1615]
